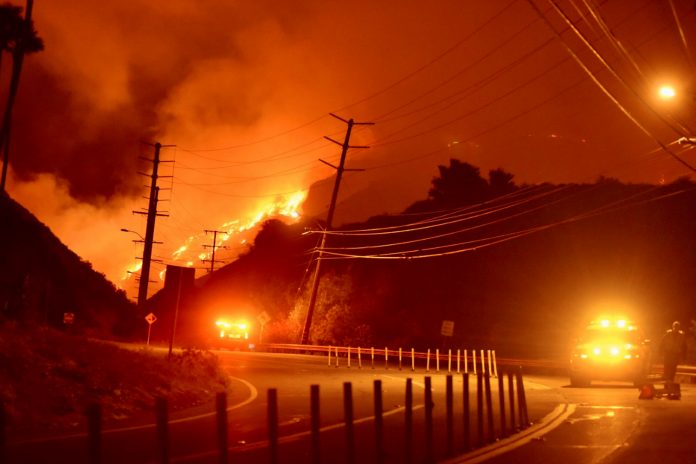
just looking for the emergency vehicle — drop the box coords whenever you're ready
[569,318,651,387]
[214,318,255,350]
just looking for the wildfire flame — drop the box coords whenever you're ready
[121,190,306,287]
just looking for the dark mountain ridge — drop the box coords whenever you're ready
[165,170,696,359]
[0,191,137,336]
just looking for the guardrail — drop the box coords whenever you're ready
[263,343,568,375]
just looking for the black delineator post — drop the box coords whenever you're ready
[311,385,321,464]
[268,389,279,464]
[462,373,471,451]
[374,380,384,463]
[86,403,101,464]
[497,372,507,438]
[484,374,494,443]
[476,373,484,447]
[216,392,228,464]
[424,376,434,463]
[446,375,454,456]
[516,367,530,427]
[344,382,356,464]
[508,370,516,431]
[0,400,5,464]
[405,378,413,464]
[156,397,169,464]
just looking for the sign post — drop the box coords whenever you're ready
[441,320,454,350]
[256,311,271,344]
[145,312,157,346]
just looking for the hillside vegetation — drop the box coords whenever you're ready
[0,192,138,338]
[0,322,228,437]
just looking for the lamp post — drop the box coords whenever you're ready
[656,83,695,144]
[121,228,144,242]
[120,228,162,304]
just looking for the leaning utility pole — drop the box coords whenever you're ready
[133,142,172,308]
[300,113,374,345]
[0,0,38,192]
[202,229,227,273]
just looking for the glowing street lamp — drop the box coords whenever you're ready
[658,85,677,100]
[656,84,695,145]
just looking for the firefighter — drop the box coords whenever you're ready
[659,321,687,397]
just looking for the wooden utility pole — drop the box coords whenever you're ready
[300,114,373,345]
[133,142,172,308]
[202,229,227,273]
[0,0,37,192]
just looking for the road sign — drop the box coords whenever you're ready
[145,313,157,325]
[441,320,454,337]
[63,312,75,325]
[257,311,270,326]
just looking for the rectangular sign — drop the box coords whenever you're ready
[441,320,454,337]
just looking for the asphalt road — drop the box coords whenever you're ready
[5,350,695,463]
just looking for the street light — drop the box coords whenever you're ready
[655,83,696,144]
[121,228,144,242]
[658,85,677,100]
[121,228,162,244]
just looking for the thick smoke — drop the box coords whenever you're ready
[4,0,695,290]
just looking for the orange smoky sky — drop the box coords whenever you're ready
[3,0,696,296]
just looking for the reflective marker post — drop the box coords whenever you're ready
[405,378,413,464]
[374,380,384,463]
[344,382,356,464]
[446,375,454,456]
[311,385,320,464]
[156,397,169,464]
[498,373,507,438]
[424,377,434,462]
[268,389,279,464]
[86,403,101,464]
[216,393,228,464]
[463,373,471,451]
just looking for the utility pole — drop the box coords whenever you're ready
[300,113,374,345]
[133,142,173,308]
[0,0,36,192]
[202,229,227,273]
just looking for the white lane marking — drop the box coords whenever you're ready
[441,403,577,464]
[10,375,258,445]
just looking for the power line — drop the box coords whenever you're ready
[202,229,227,273]
[316,185,690,260]
[527,0,696,173]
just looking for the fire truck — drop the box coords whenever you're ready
[569,318,651,387]
[214,318,255,351]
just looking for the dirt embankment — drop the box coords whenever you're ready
[0,323,229,437]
